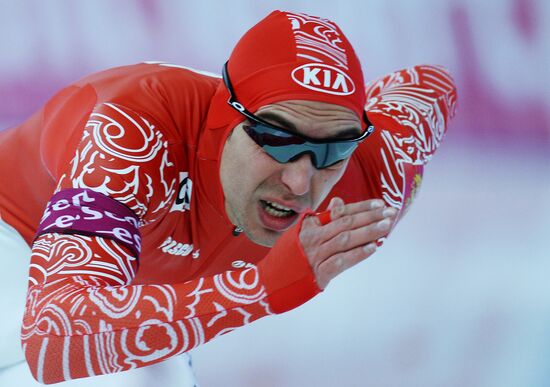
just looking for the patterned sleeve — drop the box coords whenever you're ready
[333,65,457,227]
[21,103,318,384]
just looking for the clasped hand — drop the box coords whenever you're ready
[300,197,397,289]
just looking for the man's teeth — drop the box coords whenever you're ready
[267,201,292,211]
[264,201,294,217]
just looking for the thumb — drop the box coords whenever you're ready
[328,196,344,210]
[328,197,345,220]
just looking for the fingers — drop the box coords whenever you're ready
[319,211,395,260]
[327,196,344,213]
[329,198,385,222]
[299,197,399,289]
[302,211,322,228]
[301,197,397,254]
[321,203,397,242]
[315,242,377,289]
[305,197,386,229]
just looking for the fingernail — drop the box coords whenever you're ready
[377,218,391,230]
[363,242,377,253]
[371,200,384,209]
[382,207,397,217]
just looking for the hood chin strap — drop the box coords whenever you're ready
[195,81,243,226]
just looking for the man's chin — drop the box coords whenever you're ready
[240,205,302,247]
[242,227,280,248]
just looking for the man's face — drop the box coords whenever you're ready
[220,100,362,247]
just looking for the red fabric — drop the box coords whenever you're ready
[257,212,321,313]
[316,209,332,225]
[220,11,366,129]
[0,59,457,383]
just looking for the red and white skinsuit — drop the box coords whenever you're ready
[0,62,456,384]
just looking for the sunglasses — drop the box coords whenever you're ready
[222,61,375,169]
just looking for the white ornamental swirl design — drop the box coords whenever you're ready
[89,103,164,163]
[87,286,142,319]
[119,319,182,365]
[287,12,348,68]
[213,267,266,304]
[46,235,94,277]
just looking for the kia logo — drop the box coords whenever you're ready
[291,63,356,96]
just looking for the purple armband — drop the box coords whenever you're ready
[35,188,142,257]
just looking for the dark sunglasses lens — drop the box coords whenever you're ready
[244,124,305,147]
[244,124,358,168]
[319,142,357,167]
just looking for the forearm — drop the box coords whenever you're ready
[365,66,456,213]
[22,221,319,384]
[23,234,272,383]
[329,66,458,225]
[365,65,457,163]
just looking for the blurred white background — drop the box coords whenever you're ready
[1,1,548,386]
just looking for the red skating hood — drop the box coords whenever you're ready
[198,10,365,222]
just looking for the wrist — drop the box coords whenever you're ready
[257,213,321,314]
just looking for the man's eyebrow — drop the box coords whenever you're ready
[255,111,362,140]
[255,112,298,133]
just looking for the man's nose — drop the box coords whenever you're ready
[280,154,316,196]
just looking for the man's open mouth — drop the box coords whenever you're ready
[258,200,300,232]
[260,200,296,217]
